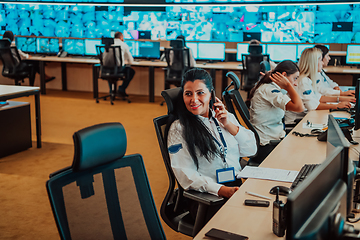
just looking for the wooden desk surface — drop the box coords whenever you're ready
[324,65,360,74]
[28,55,244,70]
[0,85,40,97]
[194,110,359,240]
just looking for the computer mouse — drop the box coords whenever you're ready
[269,186,292,196]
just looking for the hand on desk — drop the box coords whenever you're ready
[218,186,239,198]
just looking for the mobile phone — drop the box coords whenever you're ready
[211,90,217,110]
[205,228,248,240]
[244,199,270,207]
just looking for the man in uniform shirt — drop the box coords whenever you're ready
[103,31,135,97]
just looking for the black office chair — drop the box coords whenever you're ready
[153,87,226,237]
[0,38,35,86]
[96,45,130,105]
[241,54,270,96]
[46,122,166,240]
[222,72,279,166]
[164,40,191,90]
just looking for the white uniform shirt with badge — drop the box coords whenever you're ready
[285,76,321,124]
[167,110,257,196]
[316,71,340,96]
[249,82,291,146]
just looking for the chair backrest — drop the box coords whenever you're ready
[222,72,260,157]
[164,47,190,80]
[241,54,270,91]
[47,122,165,240]
[248,45,263,55]
[153,87,190,232]
[0,39,21,75]
[260,60,271,74]
[96,45,124,79]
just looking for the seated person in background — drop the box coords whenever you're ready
[248,39,276,70]
[285,47,355,124]
[2,31,55,84]
[167,68,257,199]
[160,35,196,68]
[103,31,135,97]
[249,60,304,166]
[314,44,355,97]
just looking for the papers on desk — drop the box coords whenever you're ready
[237,166,299,182]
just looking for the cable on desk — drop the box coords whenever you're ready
[347,216,360,223]
[292,131,321,137]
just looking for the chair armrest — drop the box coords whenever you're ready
[183,190,225,206]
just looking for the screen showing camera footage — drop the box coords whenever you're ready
[1,3,360,43]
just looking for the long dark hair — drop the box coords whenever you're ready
[314,44,329,60]
[176,68,221,169]
[248,60,299,101]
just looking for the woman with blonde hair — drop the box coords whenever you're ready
[285,47,355,124]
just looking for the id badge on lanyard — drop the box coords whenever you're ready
[212,117,236,184]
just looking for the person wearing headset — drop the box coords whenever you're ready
[314,44,355,97]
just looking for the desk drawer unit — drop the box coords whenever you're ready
[0,101,32,158]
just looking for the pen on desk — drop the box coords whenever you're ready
[245,191,272,200]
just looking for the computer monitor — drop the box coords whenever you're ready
[236,43,248,61]
[286,146,349,240]
[297,44,330,60]
[124,40,137,56]
[137,41,160,59]
[84,39,102,56]
[266,44,297,62]
[297,44,314,60]
[138,30,151,40]
[346,45,360,65]
[187,42,198,59]
[243,32,261,42]
[15,37,36,54]
[62,39,85,56]
[36,38,59,55]
[198,43,225,61]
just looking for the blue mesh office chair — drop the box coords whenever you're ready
[46,122,165,240]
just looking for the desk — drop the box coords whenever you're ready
[194,110,359,239]
[28,56,244,102]
[28,56,99,96]
[324,66,360,86]
[0,85,41,148]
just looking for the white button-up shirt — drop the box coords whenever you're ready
[167,111,257,196]
[250,82,290,146]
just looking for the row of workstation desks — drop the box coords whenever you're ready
[28,55,360,102]
[28,56,243,102]
[194,109,360,239]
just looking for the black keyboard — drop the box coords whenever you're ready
[290,164,319,190]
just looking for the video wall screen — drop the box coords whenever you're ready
[1,3,360,43]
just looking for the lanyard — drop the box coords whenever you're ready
[211,116,228,167]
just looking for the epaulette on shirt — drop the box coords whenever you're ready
[303,90,312,95]
[271,89,280,93]
[168,143,183,154]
